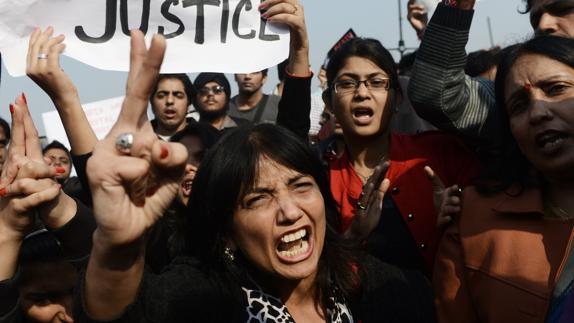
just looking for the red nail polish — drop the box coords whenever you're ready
[160,145,169,159]
[55,166,66,174]
[9,104,14,115]
[22,93,27,105]
[0,188,7,197]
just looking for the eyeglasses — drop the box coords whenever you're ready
[332,77,391,95]
[199,85,225,95]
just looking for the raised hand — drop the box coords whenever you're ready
[345,159,390,241]
[85,30,187,320]
[86,30,188,248]
[424,166,462,229]
[0,97,66,280]
[26,26,97,155]
[259,0,309,76]
[408,0,428,40]
[442,0,476,10]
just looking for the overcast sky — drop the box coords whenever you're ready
[0,0,531,138]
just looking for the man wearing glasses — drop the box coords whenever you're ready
[193,73,250,131]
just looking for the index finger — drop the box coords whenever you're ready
[424,165,445,192]
[357,160,390,207]
[1,104,26,182]
[15,95,43,162]
[115,31,166,131]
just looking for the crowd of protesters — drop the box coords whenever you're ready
[1,0,574,322]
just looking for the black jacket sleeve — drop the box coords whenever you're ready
[276,74,313,141]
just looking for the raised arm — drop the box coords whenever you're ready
[83,31,187,320]
[407,1,499,145]
[0,96,79,321]
[262,0,313,140]
[26,27,97,156]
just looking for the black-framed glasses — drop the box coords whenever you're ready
[199,85,225,95]
[332,77,391,95]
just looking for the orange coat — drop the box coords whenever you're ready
[433,186,574,323]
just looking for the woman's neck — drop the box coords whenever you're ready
[544,178,574,218]
[345,131,391,180]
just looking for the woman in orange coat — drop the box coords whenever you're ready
[434,36,574,323]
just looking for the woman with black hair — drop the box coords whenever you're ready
[280,35,482,277]
[434,36,574,323]
[79,14,435,322]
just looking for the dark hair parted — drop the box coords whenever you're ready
[150,73,196,107]
[477,36,574,194]
[325,37,402,108]
[187,124,360,302]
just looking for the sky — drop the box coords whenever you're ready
[0,0,532,138]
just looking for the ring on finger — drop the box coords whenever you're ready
[356,201,367,210]
[37,53,48,59]
[115,132,134,155]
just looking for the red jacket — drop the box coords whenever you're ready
[329,131,481,272]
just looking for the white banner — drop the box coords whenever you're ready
[42,96,125,149]
[0,0,289,76]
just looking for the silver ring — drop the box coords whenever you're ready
[356,201,367,210]
[115,133,134,155]
[37,53,48,59]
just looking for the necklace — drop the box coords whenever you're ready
[357,171,373,183]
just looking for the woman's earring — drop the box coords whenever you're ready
[224,247,235,262]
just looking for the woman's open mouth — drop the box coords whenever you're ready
[276,227,312,262]
[535,130,568,154]
[352,107,374,125]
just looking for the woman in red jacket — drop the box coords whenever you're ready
[318,38,481,276]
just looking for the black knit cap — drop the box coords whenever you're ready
[193,73,231,104]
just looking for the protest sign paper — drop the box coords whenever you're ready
[42,96,124,149]
[0,0,289,76]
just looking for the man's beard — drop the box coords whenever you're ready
[199,105,228,122]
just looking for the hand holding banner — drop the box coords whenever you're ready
[0,0,289,76]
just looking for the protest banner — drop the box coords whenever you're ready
[0,0,289,76]
[42,96,125,149]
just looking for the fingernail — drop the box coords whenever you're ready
[22,93,27,105]
[160,145,169,159]
[261,13,269,19]
[0,188,7,197]
[55,166,66,174]
[258,2,268,10]
[9,104,14,115]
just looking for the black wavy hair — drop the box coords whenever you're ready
[186,124,360,303]
[477,36,574,194]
